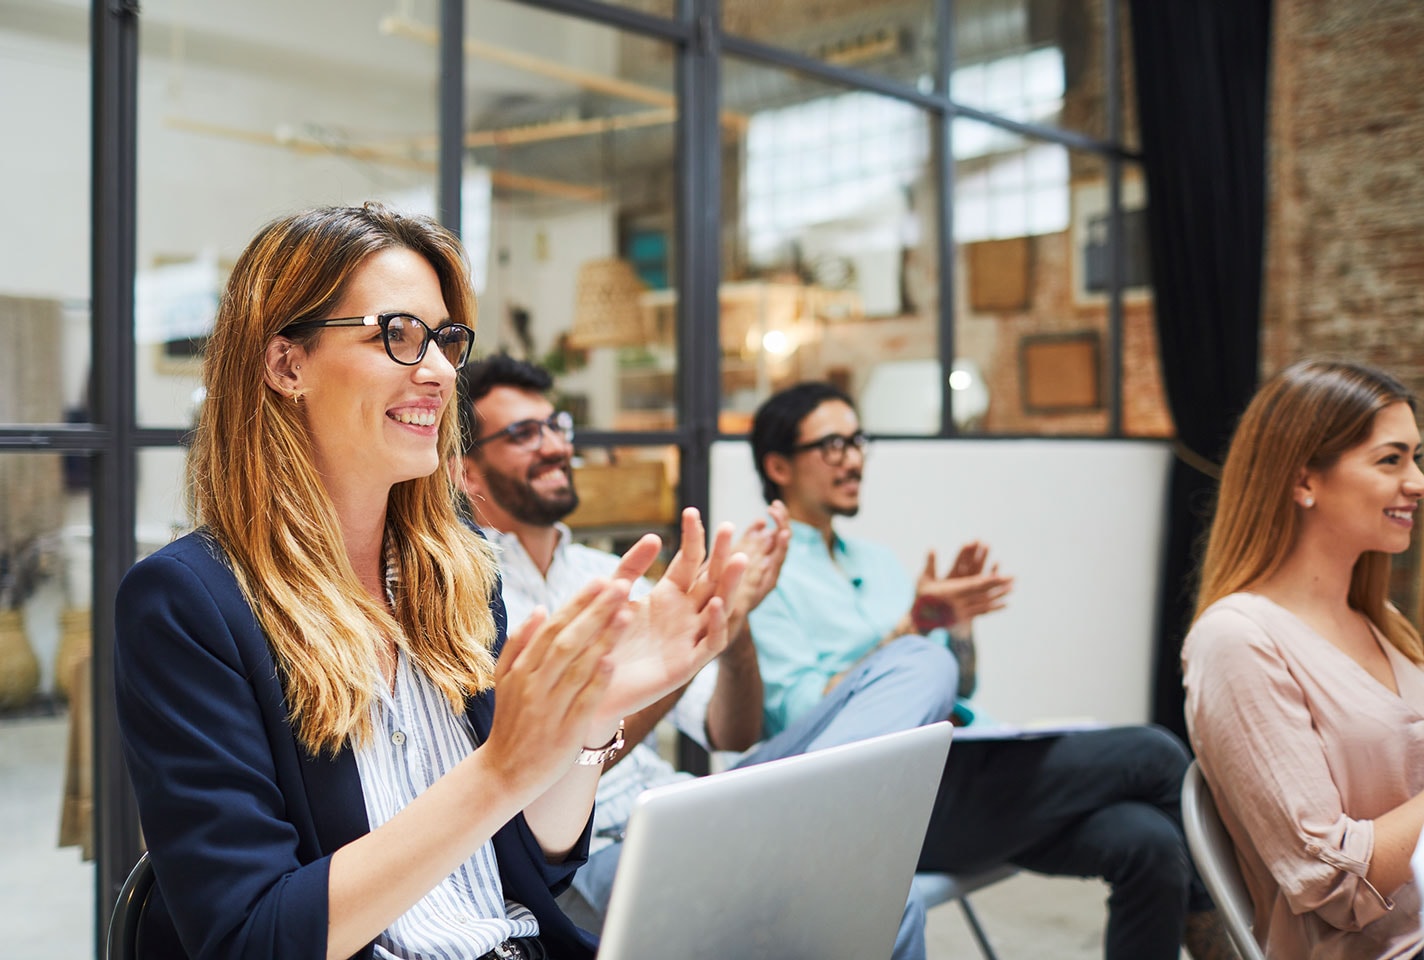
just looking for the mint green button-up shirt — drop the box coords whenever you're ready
[749,519,940,736]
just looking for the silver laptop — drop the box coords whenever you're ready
[597,722,953,960]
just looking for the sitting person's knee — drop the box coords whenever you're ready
[876,636,958,717]
[1105,805,1194,891]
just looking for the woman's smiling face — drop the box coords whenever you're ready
[283,246,457,498]
[1303,401,1424,556]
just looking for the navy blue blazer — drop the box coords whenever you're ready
[114,530,599,960]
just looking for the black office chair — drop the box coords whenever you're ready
[107,852,156,960]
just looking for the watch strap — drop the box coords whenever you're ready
[575,719,626,766]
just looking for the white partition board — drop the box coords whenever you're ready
[710,439,1174,726]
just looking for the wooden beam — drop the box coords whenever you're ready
[386,107,677,151]
[380,15,746,134]
[162,116,606,201]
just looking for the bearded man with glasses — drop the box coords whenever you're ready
[454,355,962,960]
[748,381,1234,960]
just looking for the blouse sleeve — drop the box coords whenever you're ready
[1184,605,1394,931]
[115,552,332,960]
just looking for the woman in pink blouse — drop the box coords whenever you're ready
[1184,359,1424,960]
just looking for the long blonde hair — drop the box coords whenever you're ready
[1195,359,1423,663]
[188,203,500,754]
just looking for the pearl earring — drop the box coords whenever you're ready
[1303,495,1314,508]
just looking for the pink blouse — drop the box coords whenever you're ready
[1184,592,1424,960]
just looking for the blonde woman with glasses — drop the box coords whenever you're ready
[1185,359,1424,960]
[114,202,744,960]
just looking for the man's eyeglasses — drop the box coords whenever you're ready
[279,313,475,370]
[470,411,575,451]
[790,431,869,466]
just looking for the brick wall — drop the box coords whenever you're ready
[1262,0,1424,390]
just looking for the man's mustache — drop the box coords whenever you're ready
[527,455,573,480]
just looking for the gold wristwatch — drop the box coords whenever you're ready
[575,720,626,766]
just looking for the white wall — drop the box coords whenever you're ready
[1,27,90,299]
[710,438,1174,726]
[482,202,622,422]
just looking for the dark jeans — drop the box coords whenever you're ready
[918,725,1211,960]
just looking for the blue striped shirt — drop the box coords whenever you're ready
[353,649,539,958]
[349,549,538,958]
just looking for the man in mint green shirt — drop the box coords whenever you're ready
[751,519,991,736]
[746,382,1230,960]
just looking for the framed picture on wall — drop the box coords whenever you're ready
[1071,174,1151,305]
[1019,330,1102,413]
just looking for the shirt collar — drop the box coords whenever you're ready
[788,518,844,553]
[484,521,572,566]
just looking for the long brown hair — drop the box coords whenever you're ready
[1195,359,1423,662]
[188,202,499,753]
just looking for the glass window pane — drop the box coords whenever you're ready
[564,443,681,561]
[0,12,91,425]
[0,453,94,951]
[953,0,1104,140]
[955,139,1168,436]
[1117,165,1170,438]
[467,1,679,432]
[724,57,942,435]
[138,448,197,556]
[135,1,441,428]
[723,0,936,89]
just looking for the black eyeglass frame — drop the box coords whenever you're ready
[279,312,475,370]
[469,410,576,451]
[789,430,870,465]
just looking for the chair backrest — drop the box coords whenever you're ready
[107,852,156,960]
[1181,760,1267,960]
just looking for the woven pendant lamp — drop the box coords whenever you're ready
[568,257,648,348]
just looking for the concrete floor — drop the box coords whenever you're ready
[1,712,95,956]
[0,712,1169,958]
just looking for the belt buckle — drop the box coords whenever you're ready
[491,941,524,960]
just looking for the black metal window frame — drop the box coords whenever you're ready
[48,0,1138,948]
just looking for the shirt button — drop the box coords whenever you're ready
[391,730,407,746]
[1305,842,1321,855]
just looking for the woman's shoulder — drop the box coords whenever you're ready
[119,529,242,608]
[114,531,269,675]
[1185,593,1288,659]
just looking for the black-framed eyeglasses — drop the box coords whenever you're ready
[470,411,575,451]
[790,431,869,466]
[279,313,475,370]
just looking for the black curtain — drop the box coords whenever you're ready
[1129,1,1273,742]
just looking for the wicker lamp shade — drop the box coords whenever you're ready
[568,257,648,348]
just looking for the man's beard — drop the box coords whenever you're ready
[484,458,580,526]
[828,471,861,518]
